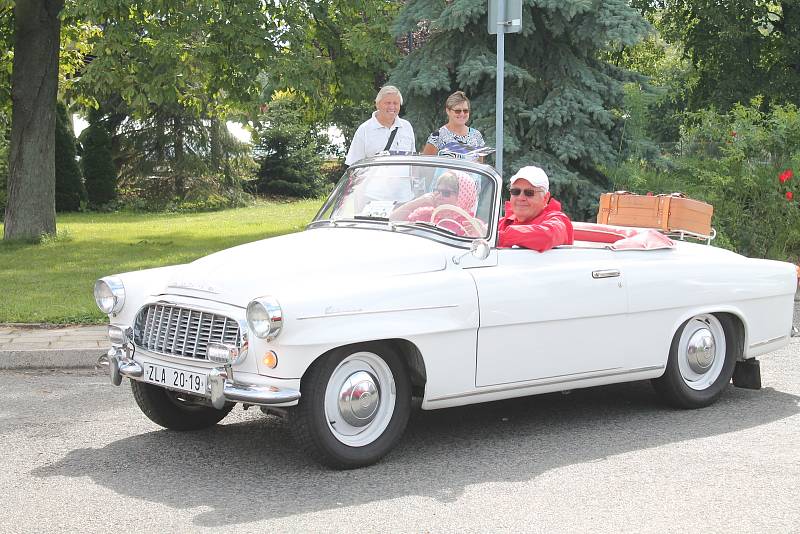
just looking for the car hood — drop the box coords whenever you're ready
[156,227,450,306]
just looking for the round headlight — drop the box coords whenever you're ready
[94,277,125,314]
[246,296,282,340]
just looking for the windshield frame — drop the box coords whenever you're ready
[311,155,502,248]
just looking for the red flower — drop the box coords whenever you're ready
[779,169,793,183]
[787,191,794,200]
[730,130,737,137]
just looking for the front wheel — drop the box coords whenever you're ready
[290,343,411,469]
[131,380,234,430]
[652,313,740,409]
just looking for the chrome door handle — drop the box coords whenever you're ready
[592,269,620,279]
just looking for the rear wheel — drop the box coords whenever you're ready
[131,380,234,430]
[652,313,740,409]
[290,343,411,469]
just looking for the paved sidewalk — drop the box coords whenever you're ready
[0,324,107,369]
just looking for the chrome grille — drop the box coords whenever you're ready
[134,304,240,360]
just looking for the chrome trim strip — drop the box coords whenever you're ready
[592,269,620,279]
[297,303,460,320]
[208,367,301,408]
[748,334,788,349]
[427,365,664,403]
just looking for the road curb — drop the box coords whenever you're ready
[0,348,104,370]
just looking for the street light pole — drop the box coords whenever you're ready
[495,1,505,175]
[488,0,521,176]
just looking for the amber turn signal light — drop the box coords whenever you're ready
[263,351,278,369]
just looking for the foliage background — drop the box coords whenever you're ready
[1,0,799,263]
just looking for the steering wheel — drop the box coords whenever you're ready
[431,204,484,237]
[435,217,469,236]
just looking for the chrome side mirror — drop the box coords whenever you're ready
[453,239,491,264]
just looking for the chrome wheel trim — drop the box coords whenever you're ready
[324,351,397,447]
[677,315,727,391]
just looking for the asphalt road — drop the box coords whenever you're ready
[2,341,799,532]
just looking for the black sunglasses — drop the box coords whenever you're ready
[509,187,542,197]
[435,189,458,198]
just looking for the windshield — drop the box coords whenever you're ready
[314,161,497,239]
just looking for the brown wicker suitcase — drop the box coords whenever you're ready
[597,192,713,237]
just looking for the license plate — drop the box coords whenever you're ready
[143,363,207,395]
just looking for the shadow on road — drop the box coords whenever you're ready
[33,380,800,526]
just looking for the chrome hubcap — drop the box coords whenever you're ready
[337,370,380,427]
[677,314,727,391]
[324,351,397,447]
[686,328,715,373]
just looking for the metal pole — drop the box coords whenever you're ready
[495,1,504,175]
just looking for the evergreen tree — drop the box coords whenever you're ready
[391,0,650,220]
[80,110,117,206]
[252,94,330,198]
[54,102,85,212]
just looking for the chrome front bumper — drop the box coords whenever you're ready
[98,347,300,409]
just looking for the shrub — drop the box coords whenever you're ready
[609,100,800,260]
[321,159,347,186]
[113,172,254,213]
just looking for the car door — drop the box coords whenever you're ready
[470,246,630,387]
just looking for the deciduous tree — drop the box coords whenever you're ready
[637,1,800,112]
[4,0,62,240]
[270,1,402,147]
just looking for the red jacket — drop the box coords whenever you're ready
[497,198,574,251]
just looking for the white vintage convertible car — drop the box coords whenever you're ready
[95,155,797,469]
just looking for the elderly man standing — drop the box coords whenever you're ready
[345,85,416,165]
[498,165,574,251]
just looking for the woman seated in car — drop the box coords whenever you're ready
[390,171,486,237]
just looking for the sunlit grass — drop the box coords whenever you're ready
[0,199,323,324]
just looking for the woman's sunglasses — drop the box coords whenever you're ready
[509,187,543,197]
[449,108,470,115]
[435,189,458,198]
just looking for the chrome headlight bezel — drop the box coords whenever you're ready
[94,277,126,315]
[246,296,283,340]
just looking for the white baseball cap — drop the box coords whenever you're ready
[510,166,549,192]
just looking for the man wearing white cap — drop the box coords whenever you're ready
[497,165,574,251]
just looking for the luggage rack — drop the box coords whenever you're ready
[664,227,716,245]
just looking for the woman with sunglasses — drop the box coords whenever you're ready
[497,166,574,251]
[390,171,486,237]
[421,91,485,156]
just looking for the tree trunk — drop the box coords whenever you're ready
[4,0,63,240]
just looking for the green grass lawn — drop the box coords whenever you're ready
[0,199,323,324]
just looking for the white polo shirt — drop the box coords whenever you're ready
[345,112,416,165]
